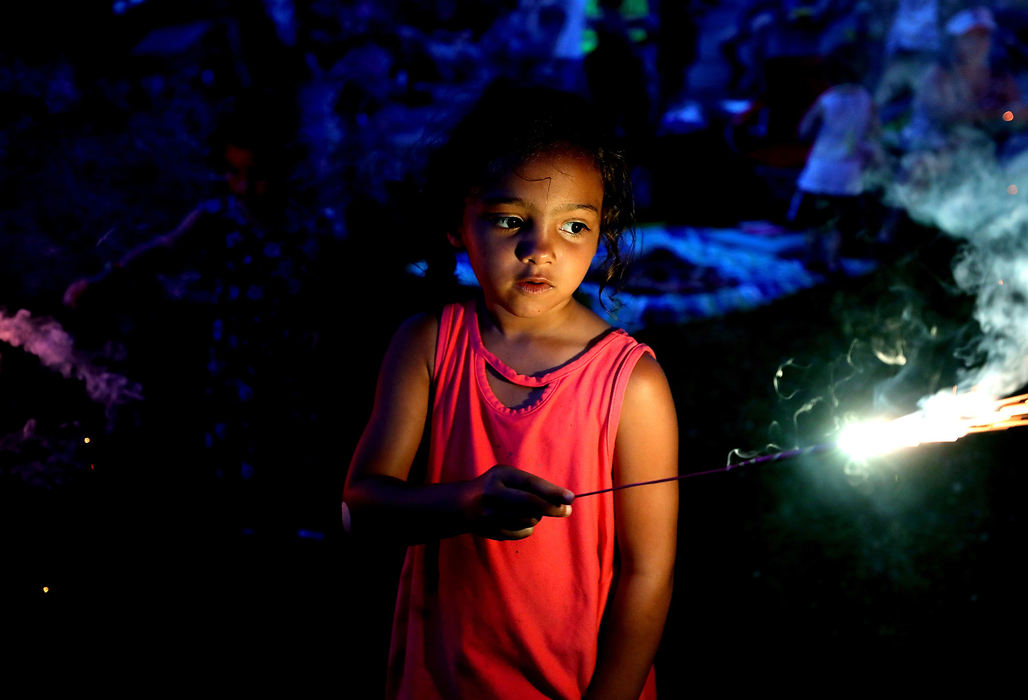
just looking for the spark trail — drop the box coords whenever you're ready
[575,392,1028,498]
[837,391,1028,461]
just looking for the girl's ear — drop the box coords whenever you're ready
[446,231,464,249]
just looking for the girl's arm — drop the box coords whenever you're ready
[343,314,573,543]
[587,354,679,700]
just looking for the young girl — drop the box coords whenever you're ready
[343,83,678,700]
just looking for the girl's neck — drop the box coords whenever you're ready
[478,296,580,340]
[475,297,611,375]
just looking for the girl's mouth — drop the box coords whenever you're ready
[516,278,553,294]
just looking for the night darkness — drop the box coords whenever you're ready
[4,0,1028,694]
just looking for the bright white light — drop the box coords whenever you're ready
[838,390,1028,461]
[838,411,967,460]
[838,418,915,460]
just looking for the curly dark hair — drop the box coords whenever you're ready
[417,79,636,308]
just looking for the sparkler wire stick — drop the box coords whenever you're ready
[574,443,836,498]
[574,392,1028,498]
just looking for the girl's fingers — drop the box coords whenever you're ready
[497,526,536,540]
[498,468,575,506]
[473,466,574,539]
[489,487,570,519]
[501,516,540,531]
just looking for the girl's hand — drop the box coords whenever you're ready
[463,465,574,540]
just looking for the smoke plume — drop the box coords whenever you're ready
[0,308,143,411]
[888,144,1028,406]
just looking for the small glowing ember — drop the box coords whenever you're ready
[1008,184,1019,195]
[1003,110,1014,122]
[839,392,1028,461]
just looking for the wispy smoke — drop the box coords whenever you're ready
[0,308,143,410]
[888,144,1028,405]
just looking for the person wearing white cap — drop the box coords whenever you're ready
[944,6,997,36]
[901,4,1024,153]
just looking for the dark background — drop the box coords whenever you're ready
[3,0,1027,692]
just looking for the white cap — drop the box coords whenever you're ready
[945,6,997,35]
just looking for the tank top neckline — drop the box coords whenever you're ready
[464,299,626,389]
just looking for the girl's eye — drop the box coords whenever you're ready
[560,221,590,236]
[489,215,524,229]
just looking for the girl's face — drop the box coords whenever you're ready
[453,151,604,322]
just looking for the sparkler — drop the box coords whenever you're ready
[574,444,834,498]
[837,391,1028,461]
[574,392,1028,498]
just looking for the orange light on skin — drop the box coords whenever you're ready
[1009,185,1019,195]
[1003,110,1014,122]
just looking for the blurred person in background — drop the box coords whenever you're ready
[789,49,882,275]
[902,6,1025,155]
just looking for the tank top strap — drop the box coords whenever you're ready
[605,341,656,449]
[432,302,465,384]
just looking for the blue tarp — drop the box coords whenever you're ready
[439,222,876,331]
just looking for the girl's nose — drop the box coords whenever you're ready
[515,226,554,264]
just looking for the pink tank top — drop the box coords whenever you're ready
[387,300,658,699]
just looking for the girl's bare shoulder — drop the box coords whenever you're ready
[395,311,440,339]
[388,311,440,378]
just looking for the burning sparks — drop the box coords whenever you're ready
[838,392,1028,461]
[577,394,1028,497]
